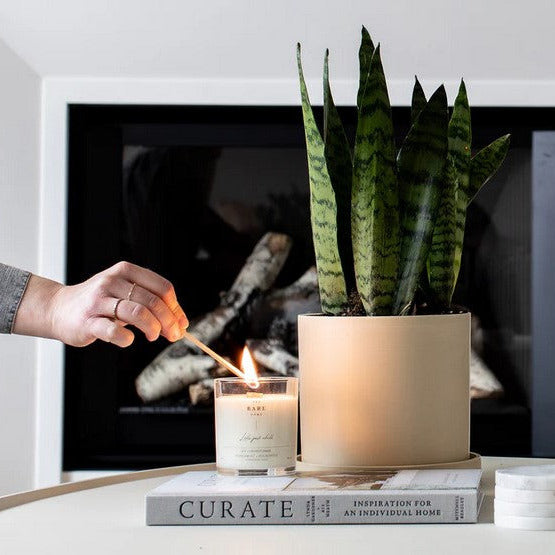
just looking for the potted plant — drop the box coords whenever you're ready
[296,27,510,468]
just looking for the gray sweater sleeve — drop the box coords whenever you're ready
[0,263,31,334]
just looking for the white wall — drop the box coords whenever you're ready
[0,39,41,495]
[0,0,555,84]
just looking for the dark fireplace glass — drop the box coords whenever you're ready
[64,105,553,471]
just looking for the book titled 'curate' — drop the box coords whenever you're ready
[146,469,483,525]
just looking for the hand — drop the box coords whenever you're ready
[14,261,189,347]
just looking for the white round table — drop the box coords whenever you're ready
[1,457,555,554]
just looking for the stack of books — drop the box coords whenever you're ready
[495,465,555,530]
[146,469,483,525]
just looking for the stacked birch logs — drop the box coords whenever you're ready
[135,232,319,405]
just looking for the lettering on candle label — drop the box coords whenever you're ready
[246,404,266,414]
[239,432,275,443]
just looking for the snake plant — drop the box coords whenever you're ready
[297,27,510,316]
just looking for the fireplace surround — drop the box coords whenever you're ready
[57,101,555,473]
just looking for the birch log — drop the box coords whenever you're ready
[246,338,299,377]
[188,360,233,405]
[265,266,318,304]
[220,232,293,309]
[189,378,216,405]
[135,232,292,402]
[135,355,218,402]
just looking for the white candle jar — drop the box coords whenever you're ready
[214,377,298,476]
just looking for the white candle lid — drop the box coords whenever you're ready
[496,465,555,490]
[494,514,555,530]
[495,485,555,504]
[495,499,555,518]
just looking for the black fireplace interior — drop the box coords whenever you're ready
[64,104,550,471]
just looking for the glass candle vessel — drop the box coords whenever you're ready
[214,377,298,476]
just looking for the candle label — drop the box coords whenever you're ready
[215,394,298,471]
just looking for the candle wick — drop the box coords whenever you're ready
[246,391,264,398]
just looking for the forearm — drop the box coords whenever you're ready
[12,274,63,339]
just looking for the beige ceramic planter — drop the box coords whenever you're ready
[298,312,470,467]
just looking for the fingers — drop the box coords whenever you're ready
[125,285,181,341]
[89,317,135,348]
[108,262,188,330]
[108,280,183,342]
[100,297,161,342]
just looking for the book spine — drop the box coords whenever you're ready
[146,491,479,525]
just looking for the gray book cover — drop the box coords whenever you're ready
[146,469,482,525]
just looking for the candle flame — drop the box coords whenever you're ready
[241,346,259,389]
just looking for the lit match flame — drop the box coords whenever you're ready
[241,346,260,389]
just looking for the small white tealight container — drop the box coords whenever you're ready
[496,465,555,490]
[214,376,298,476]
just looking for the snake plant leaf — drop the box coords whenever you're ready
[323,49,355,294]
[427,161,458,307]
[467,134,511,204]
[352,45,400,315]
[448,80,472,215]
[394,85,449,315]
[428,79,471,306]
[296,44,348,314]
[449,80,472,299]
[357,26,375,110]
[411,76,427,124]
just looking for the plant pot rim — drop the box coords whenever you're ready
[296,452,481,471]
[299,311,469,319]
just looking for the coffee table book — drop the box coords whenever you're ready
[146,469,483,525]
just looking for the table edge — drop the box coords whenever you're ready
[0,463,215,511]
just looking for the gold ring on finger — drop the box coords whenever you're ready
[126,282,137,301]
[113,298,123,320]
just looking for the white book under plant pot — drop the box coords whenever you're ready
[296,27,510,470]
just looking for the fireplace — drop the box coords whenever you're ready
[63,104,552,471]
